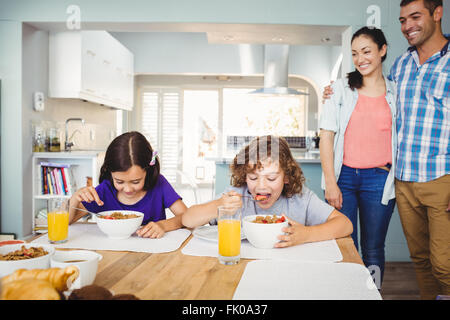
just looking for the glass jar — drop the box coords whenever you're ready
[48,127,61,152]
[32,126,46,152]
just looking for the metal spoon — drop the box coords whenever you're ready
[70,206,101,217]
[222,192,268,202]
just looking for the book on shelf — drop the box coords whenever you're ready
[60,167,69,194]
[53,168,63,195]
[39,163,77,196]
[64,166,77,193]
[42,166,48,194]
[47,168,54,194]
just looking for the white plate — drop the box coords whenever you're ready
[193,225,246,242]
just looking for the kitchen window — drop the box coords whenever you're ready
[182,90,219,185]
[139,81,308,186]
[222,88,307,154]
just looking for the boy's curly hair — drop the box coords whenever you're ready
[230,135,305,198]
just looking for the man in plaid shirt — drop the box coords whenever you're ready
[388,0,449,300]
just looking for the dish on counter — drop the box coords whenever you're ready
[0,243,55,278]
[0,245,49,261]
[0,240,25,247]
[95,210,144,240]
[193,225,246,242]
[242,215,289,249]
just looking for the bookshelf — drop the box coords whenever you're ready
[32,151,105,232]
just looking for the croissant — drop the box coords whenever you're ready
[1,266,79,292]
[1,279,61,300]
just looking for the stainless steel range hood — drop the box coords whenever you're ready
[250,44,308,96]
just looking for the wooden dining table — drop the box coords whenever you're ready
[64,232,362,300]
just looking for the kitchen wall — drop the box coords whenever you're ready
[21,23,118,235]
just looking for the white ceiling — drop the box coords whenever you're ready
[28,22,347,46]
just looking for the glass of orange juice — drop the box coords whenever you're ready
[47,198,69,244]
[217,206,241,265]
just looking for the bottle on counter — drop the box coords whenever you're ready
[47,127,61,152]
[32,125,46,152]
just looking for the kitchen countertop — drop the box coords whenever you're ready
[33,150,105,158]
[209,149,321,164]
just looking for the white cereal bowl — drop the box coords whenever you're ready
[51,250,102,289]
[0,243,55,278]
[95,210,144,240]
[242,215,288,249]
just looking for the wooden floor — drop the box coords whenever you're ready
[380,262,421,300]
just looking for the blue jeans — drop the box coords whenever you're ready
[337,165,395,287]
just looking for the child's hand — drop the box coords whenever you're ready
[73,186,104,206]
[220,191,242,208]
[274,215,308,248]
[136,221,165,239]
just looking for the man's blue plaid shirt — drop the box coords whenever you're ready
[388,35,449,182]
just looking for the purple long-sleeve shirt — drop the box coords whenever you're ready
[82,174,181,225]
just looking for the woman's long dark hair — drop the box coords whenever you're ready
[99,131,160,190]
[347,26,388,90]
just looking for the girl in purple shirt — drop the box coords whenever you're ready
[68,131,187,238]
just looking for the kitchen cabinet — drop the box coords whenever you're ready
[49,31,134,110]
[32,151,105,232]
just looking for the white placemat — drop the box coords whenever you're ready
[193,225,246,241]
[233,260,381,300]
[181,236,342,262]
[31,223,191,253]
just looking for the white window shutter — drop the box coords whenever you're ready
[160,91,180,184]
[141,90,159,150]
[141,89,180,184]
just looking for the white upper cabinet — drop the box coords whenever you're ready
[49,31,134,111]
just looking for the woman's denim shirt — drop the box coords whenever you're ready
[319,76,397,205]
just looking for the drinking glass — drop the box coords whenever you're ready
[217,206,241,265]
[47,198,69,243]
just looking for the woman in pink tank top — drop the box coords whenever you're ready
[319,27,397,289]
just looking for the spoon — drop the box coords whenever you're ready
[222,192,268,202]
[245,190,270,201]
[70,206,101,217]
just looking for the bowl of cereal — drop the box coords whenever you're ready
[0,243,55,278]
[95,210,144,240]
[242,214,288,249]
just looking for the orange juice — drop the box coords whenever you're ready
[218,219,241,257]
[47,211,69,242]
